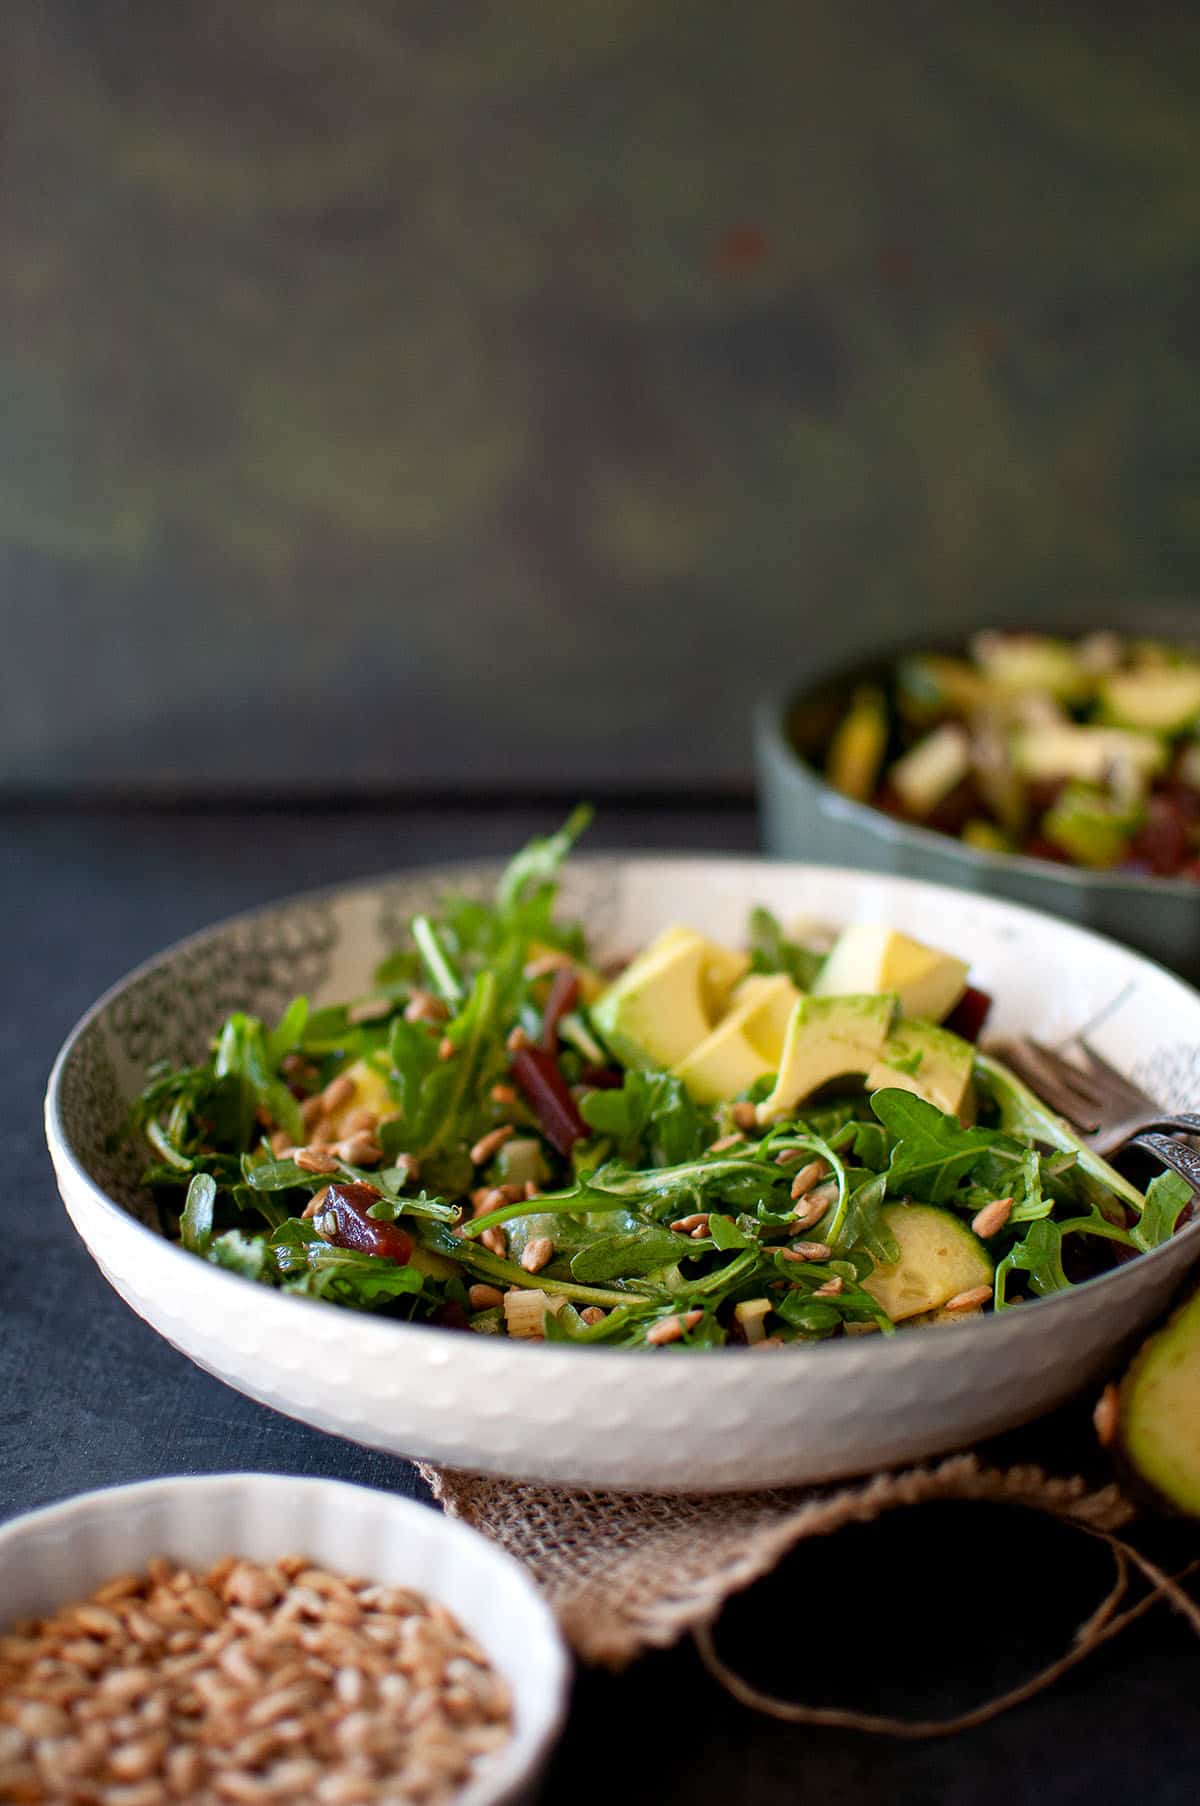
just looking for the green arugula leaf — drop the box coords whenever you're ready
[746,906,826,990]
[265,996,309,1069]
[569,1227,693,1283]
[206,1229,268,1282]
[974,1052,1145,1213]
[179,1172,216,1255]
[839,1171,900,1266]
[1133,1170,1195,1253]
[580,1071,713,1166]
[996,1218,1069,1302]
[874,1088,1030,1205]
[495,804,593,925]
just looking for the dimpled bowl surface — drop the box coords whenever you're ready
[0,1473,567,1806]
[46,856,1200,1493]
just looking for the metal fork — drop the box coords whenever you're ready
[991,1035,1200,1190]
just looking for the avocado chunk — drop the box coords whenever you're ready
[971,632,1092,702]
[861,1203,993,1323]
[1041,782,1145,870]
[1012,723,1167,786]
[1115,1282,1200,1515]
[889,723,971,816]
[324,1057,398,1136]
[865,1019,974,1116]
[826,685,889,801]
[673,991,779,1104]
[896,653,993,722]
[730,972,803,1063]
[650,925,750,1018]
[814,925,968,1024]
[755,993,894,1124]
[591,927,715,1070]
[1100,665,1200,736]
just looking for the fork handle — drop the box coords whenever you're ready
[1129,1113,1200,1140]
[1128,1132,1200,1195]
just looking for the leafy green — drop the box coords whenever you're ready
[579,1071,713,1166]
[973,1052,1145,1213]
[875,1088,1030,1205]
[1133,1170,1195,1252]
[569,1227,694,1283]
[179,1172,216,1255]
[126,808,1174,1348]
[995,1218,1069,1302]
[747,906,826,990]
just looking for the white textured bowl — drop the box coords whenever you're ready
[0,1473,567,1806]
[45,855,1200,1492]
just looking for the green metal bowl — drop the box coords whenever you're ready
[755,610,1200,982]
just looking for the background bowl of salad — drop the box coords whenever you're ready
[756,608,1200,980]
[45,820,1200,1493]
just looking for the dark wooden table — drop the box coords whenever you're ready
[4,803,1199,1804]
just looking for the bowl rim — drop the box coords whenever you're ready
[0,1470,569,1804]
[43,850,1200,1375]
[756,684,1200,902]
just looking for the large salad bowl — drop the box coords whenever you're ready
[46,857,1200,1492]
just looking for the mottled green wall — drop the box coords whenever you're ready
[4,2,1200,789]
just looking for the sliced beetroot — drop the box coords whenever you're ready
[580,1063,624,1089]
[1130,794,1192,877]
[511,1043,587,1156]
[315,1182,413,1264]
[540,967,581,1051]
[943,985,993,1044]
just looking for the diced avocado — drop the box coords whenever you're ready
[592,928,715,1070]
[861,1204,993,1323]
[1041,782,1145,870]
[1099,665,1200,736]
[1012,724,1168,786]
[650,925,750,1018]
[325,1057,398,1135]
[495,1136,551,1190]
[730,972,803,1063]
[962,819,1014,854]
[826,686,889,801]
[896,654,993,721]
[888,723,971,816]
[814,925,969,1024]
[756,994,894,1124]
[865,1019,974,1116]
[1114,1282,1200,1515]
[408,1242,461,1282]
[970,711,1028,837]
[673,991,778,1104]
[971,631,1092,702]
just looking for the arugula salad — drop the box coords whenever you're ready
[128,809,1191,1350]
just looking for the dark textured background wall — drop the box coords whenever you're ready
[4,2,1200,792]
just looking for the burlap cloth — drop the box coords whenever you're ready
[419,1454,1200,1735]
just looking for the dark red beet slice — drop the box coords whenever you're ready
[580,1063,624,1089]
[511,1043,587,1156]
[315,1182,412,1263]
[943,985,993,1044]
[540,967,581,1051]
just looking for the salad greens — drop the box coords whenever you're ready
[125,810,1185,1351]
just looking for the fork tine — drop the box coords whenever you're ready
[1074,1039,1158,1113]
[1129,1133,1200,1197]
[993,1039,1104,1131]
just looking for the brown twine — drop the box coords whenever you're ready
[694,1533,1200,1739]
[422,1453,1200,1730]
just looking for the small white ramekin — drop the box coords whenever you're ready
[0,1472,568,1806]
